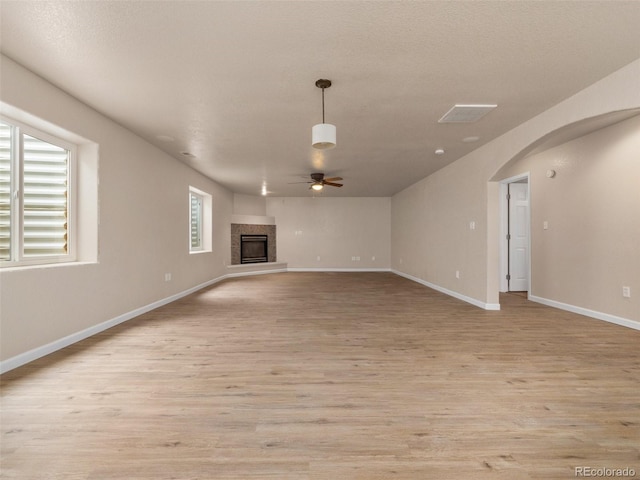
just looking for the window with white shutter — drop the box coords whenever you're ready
[190,191,203,251]
[0,118,75,267]
[189,186,212,254]
[0,123,12,261]
[23,134,69,257]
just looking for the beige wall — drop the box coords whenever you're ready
[0,56,233,362]
[233,193,267,216]
[266,197,391,269]
[391,159,489,302]
[497,115,640,320]
[2,55,639,367]
[392,59,640,313]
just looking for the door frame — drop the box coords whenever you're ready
[499,172,531,293]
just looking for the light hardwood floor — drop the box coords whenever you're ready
[1,272,639,479]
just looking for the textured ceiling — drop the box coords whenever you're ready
[1,1,639,197]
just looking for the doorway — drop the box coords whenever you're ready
[500,174,530,294]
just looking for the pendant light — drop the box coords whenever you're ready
[312,79,336,149]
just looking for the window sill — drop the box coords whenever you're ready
[0,260,98,273]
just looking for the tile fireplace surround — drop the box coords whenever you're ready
[231,224,276,265]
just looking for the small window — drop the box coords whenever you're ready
[189,186,211,253]
[1,118,75,266]
[190,191,203,251]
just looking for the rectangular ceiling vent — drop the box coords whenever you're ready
[438,104,497,123]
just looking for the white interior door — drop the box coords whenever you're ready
[508,182,529,291]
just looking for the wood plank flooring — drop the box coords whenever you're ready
[1,272,639,479]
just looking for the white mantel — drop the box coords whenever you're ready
[231,214,275,226]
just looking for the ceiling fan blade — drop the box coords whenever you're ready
[288,181,312,184]
[324,181,343,187]
[323,177,343,182]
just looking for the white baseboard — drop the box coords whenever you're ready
[6,270,633,374]
[0,267,483,374]
[287,267,392,273]
[0,274,229,374]
[391,269,501,311]
[528,295,640,331]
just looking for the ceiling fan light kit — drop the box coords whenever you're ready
[290,172,343,192]
[312,79,336,149]
[289,173,343,191]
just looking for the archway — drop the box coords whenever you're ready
[487,108,640,308]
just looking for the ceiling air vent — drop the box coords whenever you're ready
[438,104,497,123]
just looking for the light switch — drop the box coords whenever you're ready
[543,221,548,230]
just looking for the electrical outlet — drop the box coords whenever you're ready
[469,221,476,230]
[372,256,376,261]
[456,270,460,279]
[543,221,549,230]
[622,286,631,298]
[316,256,321,261]
[164,273,172,282]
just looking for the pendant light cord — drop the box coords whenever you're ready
[321,87,326,123]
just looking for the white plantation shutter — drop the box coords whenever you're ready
[0,123,11,261]
[190,192,203,250]
[22,134,69,256]
[0,118,73,265]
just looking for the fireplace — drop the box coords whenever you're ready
[231,223,276,265]
[240,235,268,264]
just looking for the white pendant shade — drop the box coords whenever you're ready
[312,123,336,149]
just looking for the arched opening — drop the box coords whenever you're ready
[491,109,640,181]
[487,108,640,327]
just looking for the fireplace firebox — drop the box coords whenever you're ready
[240,235,268,264]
